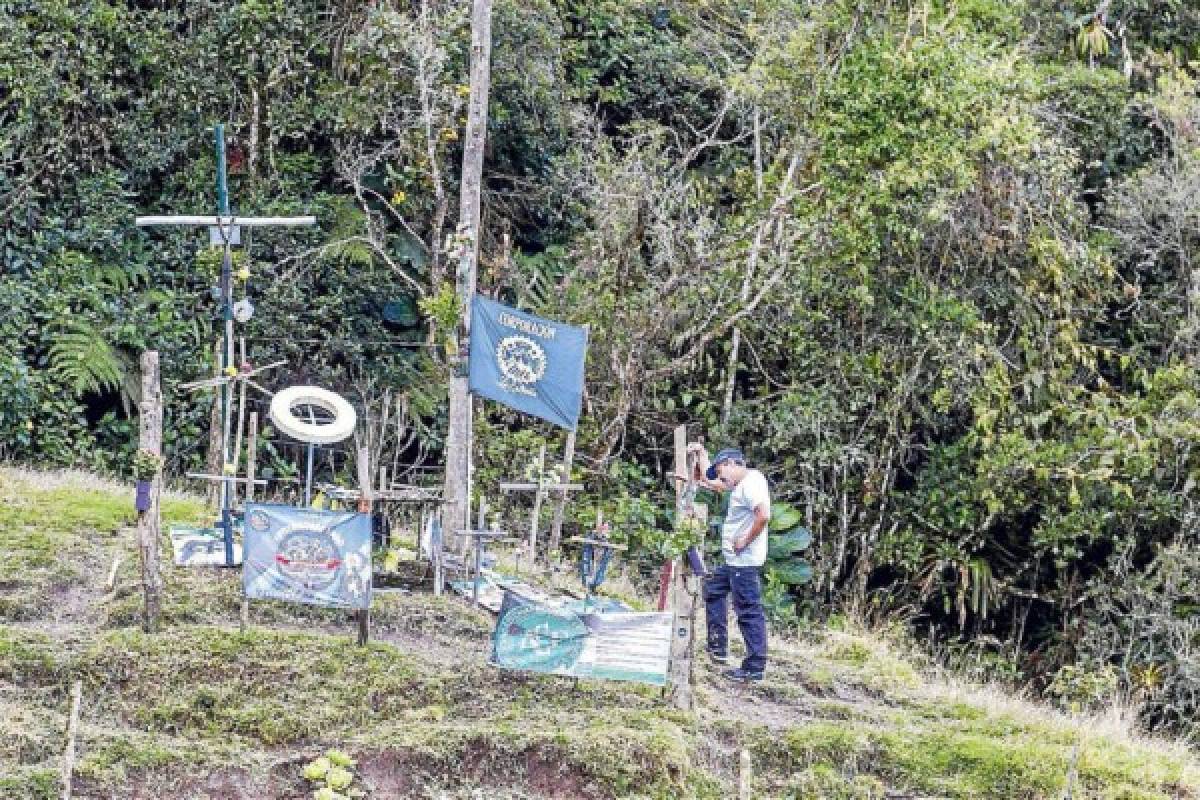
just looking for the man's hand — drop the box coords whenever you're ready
[735,506,771,553]
[687,442,711,482]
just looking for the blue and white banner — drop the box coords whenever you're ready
[242,504,372,610]
[468,296,588,430]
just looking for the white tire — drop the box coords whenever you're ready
[269,385,358,444]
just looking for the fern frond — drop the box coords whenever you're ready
[48,321,125,396]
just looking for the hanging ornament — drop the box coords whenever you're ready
[233,298,255,323]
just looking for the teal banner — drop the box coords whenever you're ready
[491,592,671,686]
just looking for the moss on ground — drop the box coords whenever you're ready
[743,697,1197,799]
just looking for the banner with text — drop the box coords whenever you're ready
[468,296,588,430]
[242,504,372,610]
[491,591,671,686]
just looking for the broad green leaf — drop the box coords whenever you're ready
[770,561,814,586]
[770,503,803,531]
[768,527,812,559]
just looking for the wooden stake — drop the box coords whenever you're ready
[548,429,576,558]
[528,443,546,562]
[205,339,224,511]
[61,680,82,800]
[231,337,248,491]
[246,412,258,504]
[136,352,164,633]
[737,748,752,800]
[356,446,373,646]
[104,556,121,592]
[667,425,697,710]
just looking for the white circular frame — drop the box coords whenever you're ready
[269,385,357,444]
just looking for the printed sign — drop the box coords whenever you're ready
[242,504,372,610]
[170,525,242,567]
[491,592,671,686]
[468,296,588,430]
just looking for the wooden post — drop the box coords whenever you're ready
[231,337,249,491]
[245,412,258,504]
[241,412,257,631]
[656,560,674,612]
[61,679,82,800]
[441,0,494,556]
[433,509,444,597]
[667,424,697,710]
[737,748,753,800]
[356,446,373,646]
[137,352,164,633]
[205,339,223,511]
[548,430,575,559]
[527,443,546,561]
[104,556,121,592]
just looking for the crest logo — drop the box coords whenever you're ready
[496,335,546,396]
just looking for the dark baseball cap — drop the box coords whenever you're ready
[706,447,745,480]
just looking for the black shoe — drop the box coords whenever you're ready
[724,667,764,682]
[707,649,729,665]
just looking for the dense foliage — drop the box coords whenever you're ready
[3,0,1200,737]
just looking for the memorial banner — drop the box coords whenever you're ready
[491,591,671,686]
[242,504,372,609]
[468,296,588,430]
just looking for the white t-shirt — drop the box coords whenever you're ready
[721,469,771,567]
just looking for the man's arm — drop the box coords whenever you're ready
[687,442,726,493]
[735,504,770,553]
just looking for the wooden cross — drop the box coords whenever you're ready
[135,124,316,567]
[499,443,583,564]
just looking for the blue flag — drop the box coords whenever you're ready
[469,296,588,430]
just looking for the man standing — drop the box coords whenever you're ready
[688,443,771,682]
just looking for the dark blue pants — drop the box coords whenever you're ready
[704,565,767,673]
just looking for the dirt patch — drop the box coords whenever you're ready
[355,742,605,800]
[82,766,264,800]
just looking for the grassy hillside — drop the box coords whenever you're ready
[1,468,1197,799]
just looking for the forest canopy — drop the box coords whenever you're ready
[3,0,1200,737]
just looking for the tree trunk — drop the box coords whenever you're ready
[442,0,494,549]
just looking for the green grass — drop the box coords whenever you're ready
[2,468,1200,799]
[0,470,206,623]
